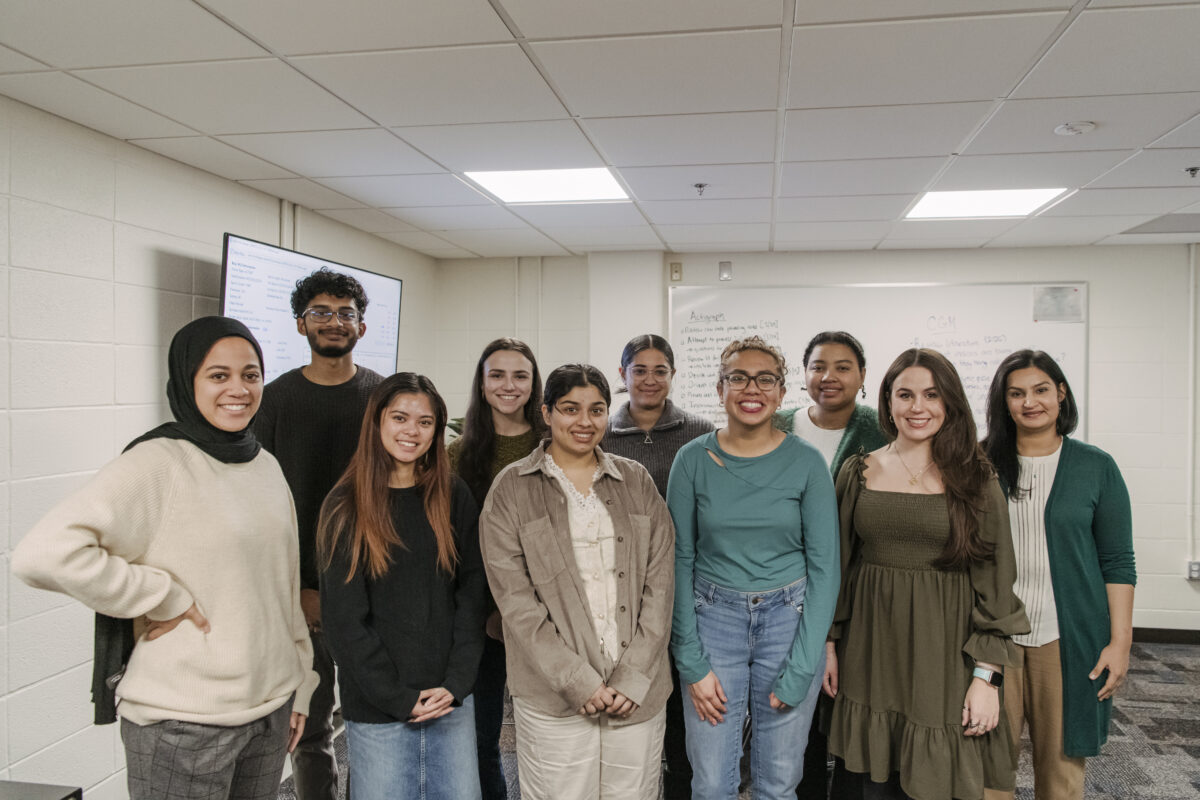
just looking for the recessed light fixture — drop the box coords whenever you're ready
[463,167,628,203]
[906,188,1069,219]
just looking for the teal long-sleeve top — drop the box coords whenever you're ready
[667,432,839,706]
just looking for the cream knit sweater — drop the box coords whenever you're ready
[13,438,318,726]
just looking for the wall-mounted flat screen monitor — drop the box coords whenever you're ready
[220,233,402,381]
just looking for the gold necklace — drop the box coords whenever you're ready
[892,443,933,486]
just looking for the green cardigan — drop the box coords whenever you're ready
[1033,436,1136,757]
[774,404,888,480]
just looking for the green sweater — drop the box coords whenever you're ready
[1033,436,1136,757]
[667,433,839,706]
[774,404,888,481]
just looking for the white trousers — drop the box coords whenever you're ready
[512,697,666,800]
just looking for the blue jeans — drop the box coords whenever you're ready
[684,575,825,800]
[346,695,481,800]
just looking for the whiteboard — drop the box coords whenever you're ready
[668,283,1087,437]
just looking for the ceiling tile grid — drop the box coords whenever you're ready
[0,0,1196,257]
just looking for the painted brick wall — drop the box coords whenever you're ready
[0,95,437,797]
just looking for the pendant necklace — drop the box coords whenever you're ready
[893,443,933,486]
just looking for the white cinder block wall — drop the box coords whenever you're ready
[0,95,437,797]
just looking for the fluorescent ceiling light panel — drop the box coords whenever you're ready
[464,168,628,203]
[907,188,1068,219]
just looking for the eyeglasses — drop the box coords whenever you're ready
[302,308,359,323]
[722,372,782,390]
[629,367,672,380]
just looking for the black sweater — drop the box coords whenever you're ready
[320,479,487,723]
[255,366,384,590]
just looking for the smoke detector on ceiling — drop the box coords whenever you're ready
[1054,121,1097,136]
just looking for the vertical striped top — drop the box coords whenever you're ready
[1010,445,1062,647]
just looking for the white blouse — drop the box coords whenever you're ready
[1010,445,1062,648]
[544,453,621,661]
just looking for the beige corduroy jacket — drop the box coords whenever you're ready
[479,443,675,725]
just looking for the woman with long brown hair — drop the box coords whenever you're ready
[319,372,488,800]
[448,337,545,800]
[825,348,1028,800]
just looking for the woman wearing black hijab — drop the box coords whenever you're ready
[13,316,318,800]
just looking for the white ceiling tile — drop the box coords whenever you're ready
[669,241,771,252]
[1182,199,1200,214]
[1040,188,1200,216]
[774,221,893,240]
[619,164,774,200]
[0,45,46,73]
[386,205,528,230]
[784,102,992,161]
[775,195,912,221]
[933,150,1131,190]
[505,0,783,37]
[129,136,293,180]
[376,230,470,255]
[1087,148,1200,189]
[239,178,365,209]
[781,157,945,196]
[79,59,373,134]
[438,228,571,257]
[422,247,481,259]
[887,218,1022,239]
[315,208,417,233]
[201,0,512,54]
[774,240,881,251]
[795,1,1072,24]
[393,120,602,171]
[535,226,663,248]
[292,46,566,126]
[658,223,771,243]
[532,31,780,117]
[584,112,777,167]
[788,14,1066,108]
[318,174,492,207]
[1014,7,1200,98]
[877,237,989,249]
[510,202,646,227]
[1151,113,1200,149]
[0,72,193,139]
[1099,232,1200,245]
[641,199,771,225]
[987,214,1156,246]
[965,94,1200,155]
[0,1,266,68]
[220,130,440,177]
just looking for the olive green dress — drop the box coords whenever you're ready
[827,454,1029,800]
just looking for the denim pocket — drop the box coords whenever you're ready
[791,600,805,616]
[694,591,712,610]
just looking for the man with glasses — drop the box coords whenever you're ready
[255,267,385,800]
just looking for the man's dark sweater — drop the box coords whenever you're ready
[254,366,384,589]
[320,479,487,723]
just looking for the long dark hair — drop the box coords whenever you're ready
[982,349,1078,498]
[457,338,545,504]
[879,348,995,570]
[318,373,457,580]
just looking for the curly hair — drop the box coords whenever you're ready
[290,268,369,318]
[717,335,788,386]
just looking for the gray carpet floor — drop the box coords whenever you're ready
[279,641,1200,799]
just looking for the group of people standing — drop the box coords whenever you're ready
[12,266,1135,800]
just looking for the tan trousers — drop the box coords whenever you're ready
[512,697,666,800]
[984,640,1086,800]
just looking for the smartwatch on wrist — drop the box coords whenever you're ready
[972,666,1003,688]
